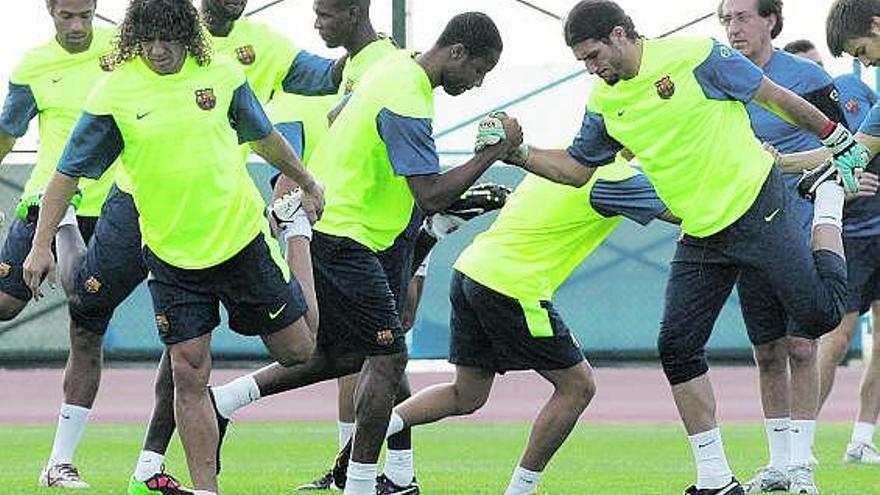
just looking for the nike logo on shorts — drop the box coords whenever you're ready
[136,112,152,120]
[764,208,780,222]
[269,303,287,320]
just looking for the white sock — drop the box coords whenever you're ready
[343,461,377,495]
[383,449,414,487]
[765,417,791,470]
[688,428,733,489]
[790,420,816,467]
[193,491,217,495]
[58,206,77,228]
[385,411,405,439]
[504,465,542,495]
[851,421,875,445]
[812,180,845,231]
[48,404,90,465]
[211,375,260,419]
[338,421,354,450]
[133,450,164,482]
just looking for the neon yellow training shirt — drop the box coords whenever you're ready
[0,28,119,217]
[572,37,773,238]
[57,55,278,270]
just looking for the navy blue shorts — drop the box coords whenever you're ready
[377,208,423,315]
[448,270,584,373]
[0,215,97,302]
[69,186,148,334]
[312,231,406,356]
[843,235,880,315]
[659,167,847,383]
[144,233,307,345]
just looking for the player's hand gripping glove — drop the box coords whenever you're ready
[474,111,512,153]
[821,122,870,194]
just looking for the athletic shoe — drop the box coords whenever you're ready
[684,478,745,495]
[295,470,340,491]
[38,463,90,489]
[126,471,193,494]
[331,438,352,490]
[443,182,511,221]
[743,466,789,492]
[796,160,837,202]
[844,441,880,465]
[208,387,229,474]
[375,474,420,494]
[787,465,818,494]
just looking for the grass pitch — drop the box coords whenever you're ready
[3,422,879,494]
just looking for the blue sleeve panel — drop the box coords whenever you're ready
[57,113,123,180]
[837,74,879,132]
[281,51,338,96]
[566,110,622,167]
[694,39,764,103]
[269,121,305,185]
[0,82,37,137]
[228,82,273,144]
[590,174,667,225]
[376,108,441,177]
[860,101,880,137]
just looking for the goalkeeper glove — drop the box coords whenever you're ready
[16,190,83,223]
[821,122,869,194]
[474,112,509,153]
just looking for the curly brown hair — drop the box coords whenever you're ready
[114,0,212,67]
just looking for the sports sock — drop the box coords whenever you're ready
[133,450,164,482]
[338,421,355,450]
[503,465,542,495]
[211,375,260,419]
[790,420,816,467]
[688,428,733,489]
[193,491,217,495]
[58,206,77,228]
[812,180,844,231]
[385,411,405,439]
[851,421,875,445]
[343,461,377,495]
[49,403,90,465]
[765,417,791,470]
[383,449,414,486]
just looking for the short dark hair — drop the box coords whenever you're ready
[436,12,503,59]
[48,0,97,11]
[783,39,816,54]
[564,0,639,47]
[826,0,880,56]
[717,0,784,39]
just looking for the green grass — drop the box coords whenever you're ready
[3,422,879,494]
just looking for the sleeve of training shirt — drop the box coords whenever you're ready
[0,82,37,137]
[377,108,441,177]
[590,174,668,225]
[798,64,845,124]
[268,121,305,186]
[566,109,623,167]
[56,112,123,180]
[860,102,880,137]
[281,51,338,96]
[693,39,764,103]
[228,82,274,143]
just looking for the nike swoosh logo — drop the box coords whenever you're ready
[269,303,287,320]
[617,110,625,117]
[136,112,151,120]
[764,208,780,222]
[772,427,789,432]
[698,439,717,449]
[60,414,71,420]
[51,78,63,83]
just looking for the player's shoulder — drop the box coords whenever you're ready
[770,50,831,89]
[238,18,297,49]
[650,36,717,61]
[9,36,63,82]
[206,54,247,84]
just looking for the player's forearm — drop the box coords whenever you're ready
[522,148,595,187]
[856,132,880,161]
[778,147,832,173]
[753,78,834,137]
[410,146,505,214]
[33,173,79,248]
[252,130,317,192]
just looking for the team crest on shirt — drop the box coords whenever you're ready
[84,276,102,294]
[195,88,216,111]
[155,314,170,335]
[846,98,861,114]
[0,262,10,278]
[99,54,116,72]
[344,78,355,95]
[236,45,256,65]
[376,329,395,346]
[654,75,675,99]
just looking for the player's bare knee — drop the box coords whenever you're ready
[753,339,788,372]
[0,293,26,321]
[787,337,817,366]
[69,324,104,360]
[454,386,489,415]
